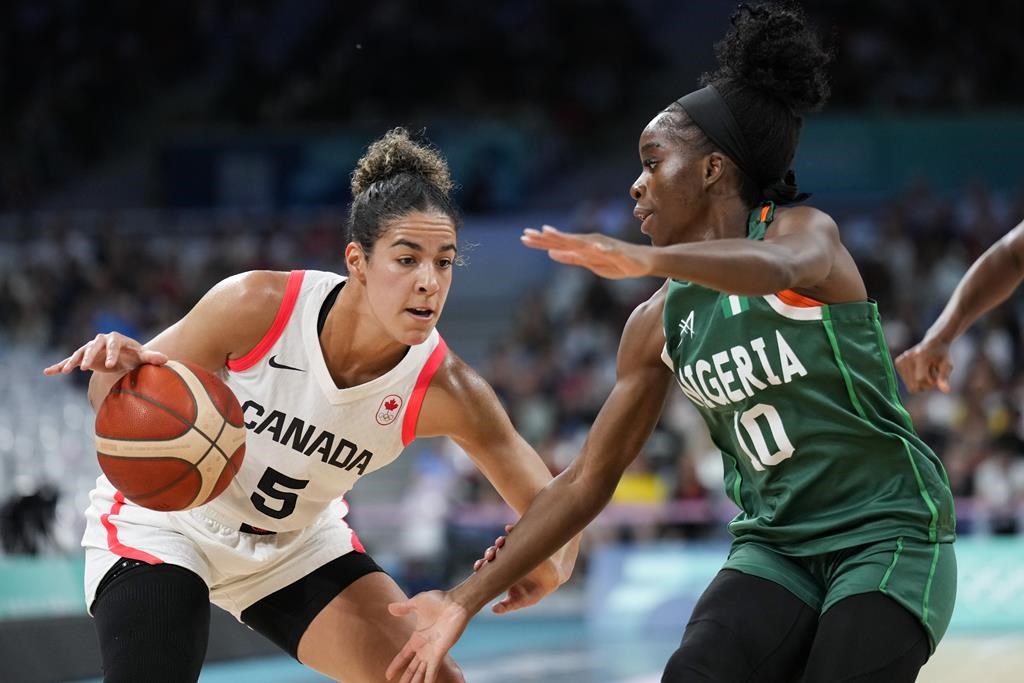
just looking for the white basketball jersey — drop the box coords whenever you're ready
[198,269,447,532]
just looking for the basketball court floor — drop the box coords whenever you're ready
[73,618,1023,683]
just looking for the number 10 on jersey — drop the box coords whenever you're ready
[733,403,795,471]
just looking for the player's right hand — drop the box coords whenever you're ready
[43,332,168,376]
[521,225,653,279]
[386,590,469,683]
[894,336,953,393]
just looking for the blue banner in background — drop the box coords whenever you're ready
[0,555,85,619]
[948,538,1024,631]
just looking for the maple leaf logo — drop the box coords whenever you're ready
[376,395,403,425]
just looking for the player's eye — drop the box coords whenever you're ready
[397,256,416,266]
[643,159,658,170]
[437,258,453,269]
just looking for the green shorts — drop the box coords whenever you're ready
[724,537,957,652]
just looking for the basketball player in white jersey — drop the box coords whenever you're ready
[44,128,578,683]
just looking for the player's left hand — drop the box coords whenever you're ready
[894,336,953,393]
[472,524,578,614]
[386,590,469,683]
[521,226,652,279]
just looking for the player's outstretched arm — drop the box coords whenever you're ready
[521,207,840,295]
[42,270,286,411]
[387,288,673,683]
[415,351,581,613]
[896,219,1024,393]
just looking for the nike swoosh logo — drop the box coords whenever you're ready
[268,355,305,372]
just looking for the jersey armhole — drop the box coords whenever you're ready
[401,337,449,446]
[226,270,305,372]
[660,343,674,370]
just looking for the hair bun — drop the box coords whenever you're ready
[709,2,831,114]
[350,127,453,196]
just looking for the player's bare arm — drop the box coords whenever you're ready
[44,270,287,411]
[386,287,673,683]
[931,219,1024,341]
[450,287,672,608]
[416,352,580,606]
[523,207,865,302]
[897,220,1024,393]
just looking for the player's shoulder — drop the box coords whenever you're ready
[215,270,291,302]
[771,204,839,238]
[1006,218,1024,248]
[618,281,671,367]
[626,280,670,329]
[428,344,510,417]
[428,346,486,401]
[207,270,290,314]
[417,345,506,438]
[195,271,293,340]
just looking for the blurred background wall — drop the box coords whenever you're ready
[2,1,1024,681]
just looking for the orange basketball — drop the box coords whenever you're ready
[95,360,246,512]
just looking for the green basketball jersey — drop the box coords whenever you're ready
[662,202,955,555]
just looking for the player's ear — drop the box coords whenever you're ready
[703,152,726,188]
[345,243,368,283]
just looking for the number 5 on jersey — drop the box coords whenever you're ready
[251,467,309,519]
[733,403,795,471]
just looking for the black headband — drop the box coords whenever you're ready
[674,85,809,204]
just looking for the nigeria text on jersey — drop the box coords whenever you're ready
[673,330,808,409]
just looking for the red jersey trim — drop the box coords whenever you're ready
[401,337,449,446]
[350,529,366,553]
[227,270,305,372]
[337,497,365,552]
[101,491,163,564]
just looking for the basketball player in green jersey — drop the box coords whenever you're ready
[897,218,1024,393]
[385,4,956,682]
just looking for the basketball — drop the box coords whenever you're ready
[94,360,246,512]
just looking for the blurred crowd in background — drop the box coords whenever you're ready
[3,181,1024,577]
[3,0,1024,590]
[4,0,1024,211]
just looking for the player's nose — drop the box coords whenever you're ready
[416,264,440,294]
[630,174,645,200]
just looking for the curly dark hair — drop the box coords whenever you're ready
[347,127,461,254]
[707,1,831,114]
[664,2,832,202]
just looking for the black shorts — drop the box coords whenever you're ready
[240,550,385,658]
[664,568,931,682]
